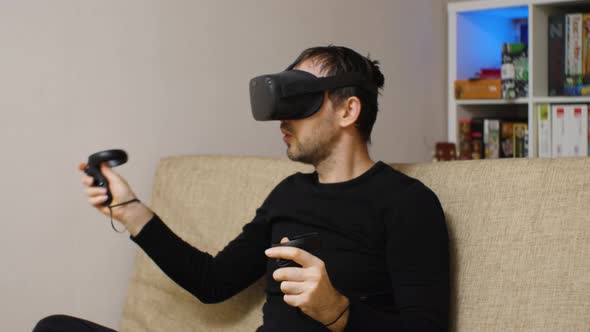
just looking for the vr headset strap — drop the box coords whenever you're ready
[281,72,376,98]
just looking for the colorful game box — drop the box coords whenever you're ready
[459,120,472,160]
[501,122,514,158]
[513,123,528,158]
[484,119,500,159]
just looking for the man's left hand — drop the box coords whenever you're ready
[265,237,350,331]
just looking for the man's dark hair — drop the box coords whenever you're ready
[287,45,385,144]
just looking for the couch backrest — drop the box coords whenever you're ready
[119,156,590,331]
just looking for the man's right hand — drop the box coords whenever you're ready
[78,162,154,236]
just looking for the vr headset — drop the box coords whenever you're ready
[249,69,377,121]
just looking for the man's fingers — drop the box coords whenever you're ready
[84,186,107,197]
[265,246,316,267]
[273,267,306,282]
[81,175,95,187]
[101,163,122,183]
[79,162,94,186]
[280,281,305,295]
[100,163,113,178]
[280,237,290,244]
[283,294,302,308]
[88,195,108,206]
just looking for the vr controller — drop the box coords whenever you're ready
[84,149,128,206]
[272,232,321,268]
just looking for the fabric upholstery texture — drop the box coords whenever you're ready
[119,156,590,332]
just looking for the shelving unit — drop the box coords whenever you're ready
[447,0,590,158]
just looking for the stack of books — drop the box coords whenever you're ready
[537,104,589,158]
[458,118,529,160]
[548,13,590,96]
[458,104,589,159]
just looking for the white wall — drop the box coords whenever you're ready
[0,0,447,330]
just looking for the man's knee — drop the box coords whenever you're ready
[33,314,76,332]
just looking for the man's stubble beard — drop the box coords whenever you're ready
[286,118,340,167]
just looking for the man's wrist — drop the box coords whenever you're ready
[326,294,350,332]
[121,202,154,236]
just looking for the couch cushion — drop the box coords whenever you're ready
[120,156,590,331]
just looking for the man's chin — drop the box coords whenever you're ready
[286,150,314,166]
[286,150,296,162]
[286,149,301,163]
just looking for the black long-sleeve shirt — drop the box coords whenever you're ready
[131,161,449,331]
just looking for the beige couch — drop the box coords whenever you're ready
[118,156,590,331]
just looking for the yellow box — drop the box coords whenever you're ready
[455,79,502,99]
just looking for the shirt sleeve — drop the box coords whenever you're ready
[129,205,271,304]
[344,182,450,331]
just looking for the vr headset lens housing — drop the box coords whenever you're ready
[249,70,324,121]
[249,69,376,121]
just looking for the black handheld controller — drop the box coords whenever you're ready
[272,232,321,268]
[84,149,128,206]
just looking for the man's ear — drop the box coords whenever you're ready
[337,96,362,129]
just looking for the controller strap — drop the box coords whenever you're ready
[324,302,350,327]
[108,198,141,233]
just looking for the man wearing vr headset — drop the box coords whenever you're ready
[36,46,449,332]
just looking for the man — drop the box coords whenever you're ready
[35,46,449,331]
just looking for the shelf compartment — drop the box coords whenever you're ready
[531,1,590,97]
[456,5,529,81]
[457,103,529,120]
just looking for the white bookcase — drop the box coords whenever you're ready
[447,0,590,158]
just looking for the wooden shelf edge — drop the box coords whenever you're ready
[532,97,590,104]
[455,98,529,105]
